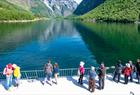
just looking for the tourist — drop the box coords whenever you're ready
[43,60,53,85]
[113,60,123,83]
[88,66,96,92]
[136,59,140,84]
[97,62,106,90]
[12,64,21,87]
[3,63,14,90]
[78,61,85,85]
[53,62,59,84]
[128,60,134,82]
[122,63,131,84]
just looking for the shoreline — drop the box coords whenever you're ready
[74,17,140,24]
[0,18,49,23]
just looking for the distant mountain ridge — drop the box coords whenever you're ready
[6,0,78,17]
[43,0,78,17]
[79,0,140,22]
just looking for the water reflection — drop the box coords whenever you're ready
[74,22,140,66]
[0,20,97,70]
[1,20,139,70]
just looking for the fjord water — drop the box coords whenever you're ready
[0,20,97,71]
[0,20,140,71]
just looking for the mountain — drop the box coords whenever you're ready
[74,0,105,15]
[80,0,140,22]
[7,0,78,17]
[0,0,34,20]
[43,0,78,17]
[6,0,52,17]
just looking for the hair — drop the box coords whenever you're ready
[54,63,58,67]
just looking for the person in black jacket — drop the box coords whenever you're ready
[136,59,140,84]
[97,62,106,90]
[113,60,122,83]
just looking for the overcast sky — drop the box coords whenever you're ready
[74,0,82,4]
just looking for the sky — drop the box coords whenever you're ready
[74,0,82,4]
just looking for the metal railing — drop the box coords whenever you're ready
[0,68,90,80]
[0,66,115,80]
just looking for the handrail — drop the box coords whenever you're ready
[0,67,115,80]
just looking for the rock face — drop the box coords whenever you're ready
[74,0,105,15]
[43,0,78,17]
[6,0,78,17]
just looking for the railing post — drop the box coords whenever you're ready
[35,70,38,79]
[71,69,73,76]
[25,72,28,79]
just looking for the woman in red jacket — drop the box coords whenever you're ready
[123,63,131,84]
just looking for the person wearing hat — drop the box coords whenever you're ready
[78,61,85,85]
[122,63,131,84]
[12,64,21,87]
[3,63,14,90]
[88,66,96,92]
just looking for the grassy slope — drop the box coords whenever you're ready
[6,0,30,11]
[80,0,140,22]
[0,0,34,20]
[6,0,50,17]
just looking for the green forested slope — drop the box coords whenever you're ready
[7,0,51,17]
[80,0,140,22]
[0,0,34,20]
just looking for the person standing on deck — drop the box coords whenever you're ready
[113,60,123,83]
[12,64,21,87]
[88,66,96,92]
[78,61,85,85]
[128,60,134,82]
[136,59,140,84]
[3,63,14,90]
[53,63,59,84]
[122,63,131,84]
[97,62,106,90]
[43,60,53,86]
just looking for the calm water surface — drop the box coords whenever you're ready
[0,20,140,71]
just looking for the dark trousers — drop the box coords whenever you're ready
[78,74,84,84]
[130,72,133,82]
[99,77,104,89]
[88,79,95,92]
[137,72,140,83]
[113,72,121,82]
[124,75,129,84]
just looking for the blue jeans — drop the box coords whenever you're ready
[44,73,52,81]
[6,75,13,90]
[14,76,21,87]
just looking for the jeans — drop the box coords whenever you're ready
[44,73,52,83]
[130,72,133,82]
[14,76,21,87]
[113,72,121,82]
[99,77,104,89]
[6,75,13,90]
